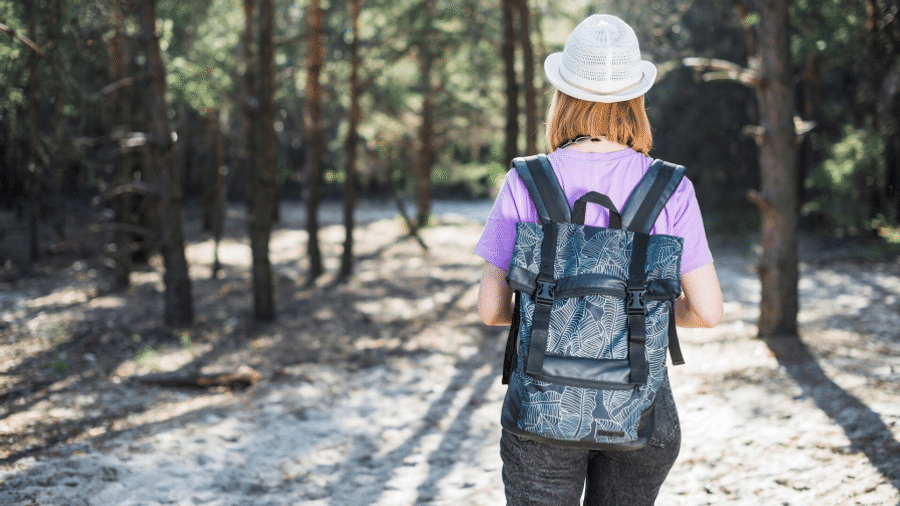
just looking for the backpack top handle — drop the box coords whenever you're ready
[572,191,622,228]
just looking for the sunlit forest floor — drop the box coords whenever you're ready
[1,201,899,505]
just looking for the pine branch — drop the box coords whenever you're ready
[0,22,44,55]
[683,57,758,87]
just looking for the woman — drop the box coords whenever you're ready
[475,14,723,506]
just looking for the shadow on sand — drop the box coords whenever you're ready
[765,335,900,494]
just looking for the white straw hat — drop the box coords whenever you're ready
[544,14,657,103]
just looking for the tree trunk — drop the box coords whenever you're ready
[516,0,537,154]
[241,0,258,189]
[109,13,132,289]
[25,0,40,263]
[47,0,66,240]
[248,0,277,321]
[340,0,361,279]
[414,0,437,228]
[868,0,900,222]
[304,0,325,282]
[207,108,226,279]
[501,0,519,164]
[202,110,216,231]
[753,0,798,337]
[139,0,193,326]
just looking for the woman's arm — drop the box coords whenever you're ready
[674,262,723,328]
[478,261,515,326]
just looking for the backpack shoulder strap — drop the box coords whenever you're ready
[621,159,686,234]
[512,154,571,224]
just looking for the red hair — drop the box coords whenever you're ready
[545,91,653,154]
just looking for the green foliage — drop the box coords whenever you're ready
[806,124,889,229]
[790,0,867,63]
[0,3,26,110]
[180,331,193,350]
[431,160,507,199]
[136,344,161,371]
[2,0,895,236]
[160,0,240,116]
[51,350,70,375]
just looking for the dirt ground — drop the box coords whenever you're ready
[1,200,899,506]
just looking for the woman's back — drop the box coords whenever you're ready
[475,147,713,276]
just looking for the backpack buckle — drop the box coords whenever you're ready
[535,280,556,307]
[625,288,647,316]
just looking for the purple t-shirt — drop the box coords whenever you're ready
[474,147,713,274]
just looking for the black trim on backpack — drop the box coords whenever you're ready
[667,302,685,366]
[512,155,571,224]
[501,291,521,385]
[524,221,558,378]
[620,160,687,374]
[621,160,685,233]
[626,232,651,385]
[572,191,622,227]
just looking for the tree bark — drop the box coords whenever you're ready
[516,0,537,154]
[414,0,437,228]
[248,0,277,321]
[868,0,900,221]
[139,0,193,326]
[241,0,259,210]
[304,0,325,282]
[501,0,519,165]
[47,0,66,240]
[207,108,226,279]
[753,0,798,337]
[340,0,361,279]
[25,0,40,262]
[108,12,132,289]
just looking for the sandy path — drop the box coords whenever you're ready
[1,202,899,505]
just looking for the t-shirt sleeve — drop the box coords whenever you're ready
[474,170,525,270]
[670,178,714,274]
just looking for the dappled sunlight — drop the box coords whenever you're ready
[2,202,899,505]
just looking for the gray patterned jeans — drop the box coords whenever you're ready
[499,377,681,506]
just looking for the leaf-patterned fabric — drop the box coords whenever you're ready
[502,222,682,446]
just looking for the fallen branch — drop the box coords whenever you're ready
[387,174,429,252]
[134,366,262,390]
[392,193,429,252]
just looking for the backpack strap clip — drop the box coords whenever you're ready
[625,287,647,316]
[535,280,556,307]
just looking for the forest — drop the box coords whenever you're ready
[1,0,898,325]
[1,0,900,504]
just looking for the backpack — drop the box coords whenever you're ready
[500,154,686,450]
